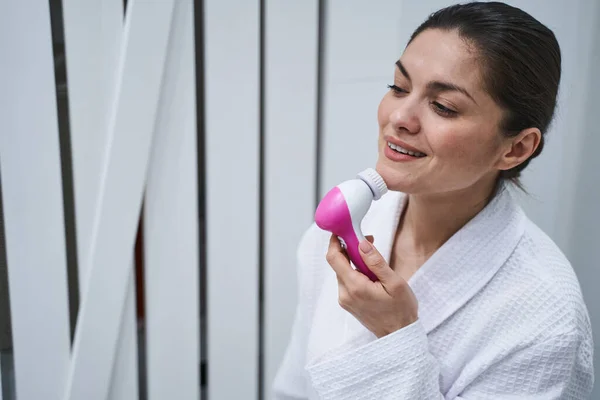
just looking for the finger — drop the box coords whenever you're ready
[366,235,374,244]
[326,234,354,284]
[358,239,395,286]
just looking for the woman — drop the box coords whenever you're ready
[273,2,594,399]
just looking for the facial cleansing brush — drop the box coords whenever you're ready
[314,168,388,281]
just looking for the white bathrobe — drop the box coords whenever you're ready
[272,186,594,399]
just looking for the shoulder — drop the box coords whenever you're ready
[500,215,592,340]
[493,219,595,385]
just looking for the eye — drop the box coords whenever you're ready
[387,84,408,96]
[431,101,458,117]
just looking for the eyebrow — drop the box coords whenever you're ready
[395,60,477,105]
[395,60,411,80]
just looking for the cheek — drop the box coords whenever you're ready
[431,125,498,167]
[428,125,467,158]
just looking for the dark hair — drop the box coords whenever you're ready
[409,2,561,188]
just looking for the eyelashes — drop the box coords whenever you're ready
[431,102,457,117]
[386,84,458,118]
[387,84,406,95]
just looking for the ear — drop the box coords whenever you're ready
[496,128,542,171]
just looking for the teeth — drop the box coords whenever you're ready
[387,142,425,157]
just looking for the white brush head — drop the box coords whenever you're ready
[357,168,388,200]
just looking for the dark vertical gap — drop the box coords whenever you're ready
[48,0,80,344]
[192,0,208,397]
[314,0,327,208]
[125,0,145,392]
[0,353,15,400]
[134,209,148,400]
[122,1,146,397]
[0,171,16,400]
[258,0,266,398]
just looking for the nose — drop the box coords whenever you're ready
[389,99,421,134]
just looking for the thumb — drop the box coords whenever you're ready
[358,239,393,283]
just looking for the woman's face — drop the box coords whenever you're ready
[376,28,509,195]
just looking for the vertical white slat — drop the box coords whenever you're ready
[0,2,71,400]
[143,1,200,399]
[62,0,123,295]
[108,267,139,400]
[63,1,177,399]
[204,0,260,398]
[320,0,404,194]
[61,2,140,399]
[264,0,318,396]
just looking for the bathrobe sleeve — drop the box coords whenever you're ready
[305,319,594,400]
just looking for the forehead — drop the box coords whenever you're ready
[400,29,483,89]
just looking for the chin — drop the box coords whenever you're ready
[375,160,418,194]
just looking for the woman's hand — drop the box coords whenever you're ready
[326,234,419,338]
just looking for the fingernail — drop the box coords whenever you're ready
[359,240,373,253]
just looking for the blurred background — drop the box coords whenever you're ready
[0,0,598,399]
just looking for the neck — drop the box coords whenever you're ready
[401,176,500,255]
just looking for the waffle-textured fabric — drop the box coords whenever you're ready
[272,186,594,399]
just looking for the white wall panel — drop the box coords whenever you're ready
[320,0,404,195]
[204,0,260,398]
[62,0,123,296]
[144,1,200,399]
[0,2,71,399]
[264,0,319,396]
[568,28,600,396]
[502,0,597,250]
[64,1,176,398]
[61,2,140,399]
[108,274,139,400]
[324,0,405,85]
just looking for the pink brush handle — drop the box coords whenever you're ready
[315,187,378,282]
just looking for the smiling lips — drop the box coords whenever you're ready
[387,141,427,157]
